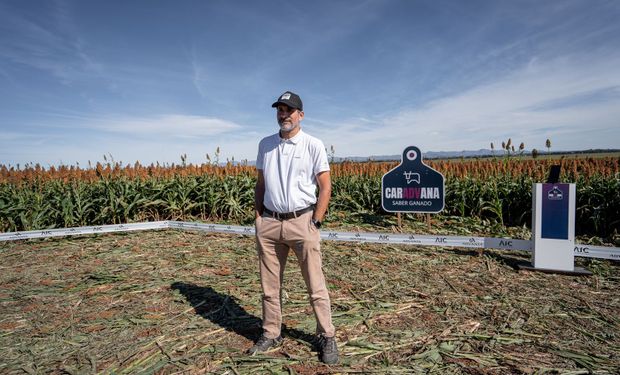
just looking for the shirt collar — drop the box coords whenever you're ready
[280,129,303,144]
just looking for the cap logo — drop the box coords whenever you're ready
[281,93,291,100]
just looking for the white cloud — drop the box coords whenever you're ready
[0,131,39,142]
[0,1,102,84]
[96,114,241,138]
[0,114,251,166]
[190,45,208,99]
[310,53,620,156]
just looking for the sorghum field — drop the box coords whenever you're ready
[1,155,619,374]
[1,156,619,238]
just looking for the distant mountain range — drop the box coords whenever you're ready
[239,148,618,166]
[330,148,619,162]
[332,149,496,162]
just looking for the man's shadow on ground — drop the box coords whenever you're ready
[171,282,318,348]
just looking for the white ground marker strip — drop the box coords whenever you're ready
[0,221,169,242]
[1,221,619,261]
[171,222,620,261]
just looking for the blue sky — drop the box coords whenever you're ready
[1,0,619,167]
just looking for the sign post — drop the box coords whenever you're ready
[382,146,445,220]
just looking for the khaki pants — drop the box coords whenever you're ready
[255,210,335,339]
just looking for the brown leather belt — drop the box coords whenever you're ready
[263,206,314,220]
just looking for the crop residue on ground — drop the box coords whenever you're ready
[1,230,618,374]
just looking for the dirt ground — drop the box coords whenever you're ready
[1,228,618,374]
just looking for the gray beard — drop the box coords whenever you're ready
[279,122,299,133]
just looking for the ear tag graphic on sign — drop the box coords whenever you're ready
[381,146,445,213]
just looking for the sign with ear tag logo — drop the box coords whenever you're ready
[381,146,445,213]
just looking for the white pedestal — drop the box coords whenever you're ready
[531,183,576,272]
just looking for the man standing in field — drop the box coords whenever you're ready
[249,91,338,364]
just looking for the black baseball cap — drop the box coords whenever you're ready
[271,91,303,111]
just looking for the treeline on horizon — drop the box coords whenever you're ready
[0,156,618,239]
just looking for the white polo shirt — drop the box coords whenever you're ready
[256,129,330,214]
